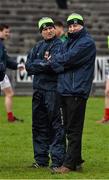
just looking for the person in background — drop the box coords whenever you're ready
[0,23,24,122]
[97,77,109,124]
[54,21,67,42]
[26,17,65,169]
[97,36,109,124]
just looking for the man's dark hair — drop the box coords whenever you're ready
[0,24,9,31]
[54,21,64,27]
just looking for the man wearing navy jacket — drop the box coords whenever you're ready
[26,17,65,169]
[50,13,96,173]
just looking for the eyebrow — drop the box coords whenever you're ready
[43,27,53,30]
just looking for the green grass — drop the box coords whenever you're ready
[0,96,109,179]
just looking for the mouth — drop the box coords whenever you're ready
[48,33,53,36]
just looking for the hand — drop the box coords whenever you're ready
[44,51,51,61]
[47,55,51,60]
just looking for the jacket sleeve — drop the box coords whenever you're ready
[50,38,96,73]
[0,63,5,81]
[0,43,6,81]
[25,41,62,75]
[6,56,18,70]
[25,45,42,75]
[0,43,4,64]
[0,43,18,70]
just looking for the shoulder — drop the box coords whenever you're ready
[34,40,44,49]
[54,37,62,43]
[80,30,95,48]
[30,40,44,52]
[53,37,62,46]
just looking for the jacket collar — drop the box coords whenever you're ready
[68,27,87,41]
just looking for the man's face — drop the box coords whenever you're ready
[41,26,56,40]
[68,24,83,33]
[0,28,10,40]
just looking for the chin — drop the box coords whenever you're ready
[48,36,53,39]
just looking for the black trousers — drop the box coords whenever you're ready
[61,96,87,170]
[32,89,65,167]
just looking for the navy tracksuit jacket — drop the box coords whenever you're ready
[0,38,17,81]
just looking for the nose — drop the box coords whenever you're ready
[69,26,76,32]
[71,26,75,30]
[47,28,51,33]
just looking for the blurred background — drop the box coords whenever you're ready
[0,0,109,96]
